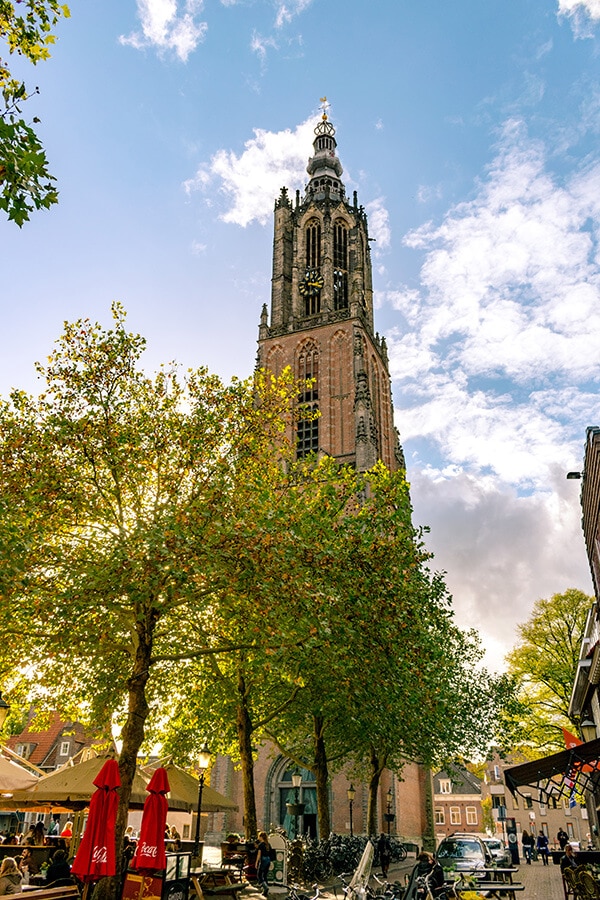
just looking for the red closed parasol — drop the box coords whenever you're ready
[71,758,120,883]
[131,766,170,873]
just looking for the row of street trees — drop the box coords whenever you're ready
[0,306,512,897]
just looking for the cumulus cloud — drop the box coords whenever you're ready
[120,0,208,60]
[409,468,592,670]
[558,0,600,36]
[366,198,391,251]
[393,119,600,441]
[184,116,319,226]
[384,117,600,664]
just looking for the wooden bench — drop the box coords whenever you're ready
[460,882,525,900]
[12,885,80,900]
[191,873,248,900]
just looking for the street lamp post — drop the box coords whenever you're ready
[193,742,212,868]
[347,784,356,837]
[384,788,395,836]
[292,770,303,839]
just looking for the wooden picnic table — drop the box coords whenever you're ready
[444,866,525,900]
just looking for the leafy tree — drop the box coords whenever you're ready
[505,588,593,754]
[1,1,70,224]
[0,304,309,895]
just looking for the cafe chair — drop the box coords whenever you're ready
[577,870,600,900]
[563,867,582,900]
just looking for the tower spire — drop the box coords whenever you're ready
[305,100,344,202]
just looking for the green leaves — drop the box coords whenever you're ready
[0,1,70,223]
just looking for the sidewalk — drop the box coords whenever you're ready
[513,859,565,900]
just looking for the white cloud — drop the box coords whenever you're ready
[366,198,391,251]
[184,116,318,226]
[558,0,600,36]
[274,0,315,29]
[409,467,592,671]
[120,0,208,61]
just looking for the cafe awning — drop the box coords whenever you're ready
[504,736,600,802]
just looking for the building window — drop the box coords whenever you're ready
[450,807,461,825]
[306,220,321,270]
[439,780,451,794]
[524,794,533,809]
[493,765,501,780]
[539,803,547,816]
[15,744,30,759]
[492,796,505,808]
[512,795,519,809]
[59,741,70,756]
[466,807,477,825]
[435,808,445,825]
[333,221,348,310]
[297,345,319,458]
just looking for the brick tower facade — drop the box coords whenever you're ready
[257,110,405,472]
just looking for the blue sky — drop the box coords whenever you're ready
[2,0,600,669]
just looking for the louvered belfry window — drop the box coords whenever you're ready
[333,221,348,309]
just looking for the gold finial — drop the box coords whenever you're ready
[319,96,329,120]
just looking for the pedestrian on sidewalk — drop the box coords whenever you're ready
[536,830,550,866]
[256,831,272,897]
[521,830,534,864]
[377,833,391,878]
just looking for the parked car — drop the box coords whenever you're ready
[436,834,493,872]
[482,837,511,866]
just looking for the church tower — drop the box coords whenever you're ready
[257,105,405,473]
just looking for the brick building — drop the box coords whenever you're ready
[433,765,483,840]
[203,109,429,847]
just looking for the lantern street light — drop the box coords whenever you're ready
[0,693,9,731]
[291,770,303,839]
[347,784,356,837]
[581,718,597,743]
[384,788,395,836]
[193,742,212,868]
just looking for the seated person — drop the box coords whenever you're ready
[0,857,22,895]
[18,847,39,877]
[560,843,578,872]
[46,849,71,884]
[415,852,445,900]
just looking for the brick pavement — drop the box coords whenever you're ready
[512,860,565,900]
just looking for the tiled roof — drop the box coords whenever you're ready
[6,711,96,769]
[434,764,482,795]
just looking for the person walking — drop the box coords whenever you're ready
[377,833,391,878]
[557,828,569,850]
[256,831,272,897]
[536,830,549,866]
[521,830,534,864]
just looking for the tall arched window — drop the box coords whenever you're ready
[306,219,321,269]
[297,343,319,458]
[333,221,348,310]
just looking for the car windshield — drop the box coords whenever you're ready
[486,841,501,850]
[438,841,482,859]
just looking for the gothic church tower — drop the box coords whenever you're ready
[257,107,405,473]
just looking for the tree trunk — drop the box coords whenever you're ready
[313,715,330,839]
[367,746,387,836]
[236,669,257,838]
[93,605,157,900]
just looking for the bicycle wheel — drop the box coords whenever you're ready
[396,845,407,862]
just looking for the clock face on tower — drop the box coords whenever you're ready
[299,268,324,296]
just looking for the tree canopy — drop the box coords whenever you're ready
[1,1,70,224]
[504,588,593,754]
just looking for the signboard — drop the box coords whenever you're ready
[123,873,163,900]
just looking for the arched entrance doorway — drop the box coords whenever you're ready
[276,763,317,839]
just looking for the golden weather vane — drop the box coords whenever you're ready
[319,96,330,120]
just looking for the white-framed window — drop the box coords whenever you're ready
[59,741,70,756]
[435,808,445,825]
[439,779,452,794]
[539,803,547,816]
[493,765,501,780]
[466,807,477,825]
[15,743,30,759]
[450,807,461,825]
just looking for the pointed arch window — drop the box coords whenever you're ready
[297,344,319,458]
[333,221,348,310]
[306,220,321,269]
